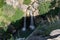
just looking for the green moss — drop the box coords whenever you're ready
[11,8,24,22]
[23,0,31,5]
[38,1,51,15]
[0,4,24,28]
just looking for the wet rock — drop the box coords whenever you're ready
[34,9,39,16]
[47,29,60,40]
[32,2,39,9]
[29,5,35,12]
[16,38,25,40]
[26,10,30,16]
[47,36,60,40]
[47,39,52,40]
[20,4,28,12]
[55,36,60,40]
[50,29,60,36]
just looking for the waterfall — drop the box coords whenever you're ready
[22,14,26,31]
[29,10,35,30]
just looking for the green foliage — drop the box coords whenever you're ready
[0,5,15,27]
[0,22,5,27]
[11,8,24,22]
[2,4,16,21]
[0,4,24,39]
[23,0,31,5]
[0,0,5,8]
[9,34,14,40]
[38,1,51,15]
[0,4,24,30]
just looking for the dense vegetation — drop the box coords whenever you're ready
[38,1,51,15]
[0,4,24,29]
[0,0,24,39]
[0,0,60,40]
[37,0,60,36]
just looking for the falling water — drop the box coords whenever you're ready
[29,10,35,30]
[22,14,26,31]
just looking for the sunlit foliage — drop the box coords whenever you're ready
[38,1,51,15]
[0,4,24,30]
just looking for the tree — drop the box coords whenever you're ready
[38,1,51,15]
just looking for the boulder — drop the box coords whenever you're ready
[20,4,28,12]
[50,29,60,36]
[32,2,39,9]
[34,9,39,16]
